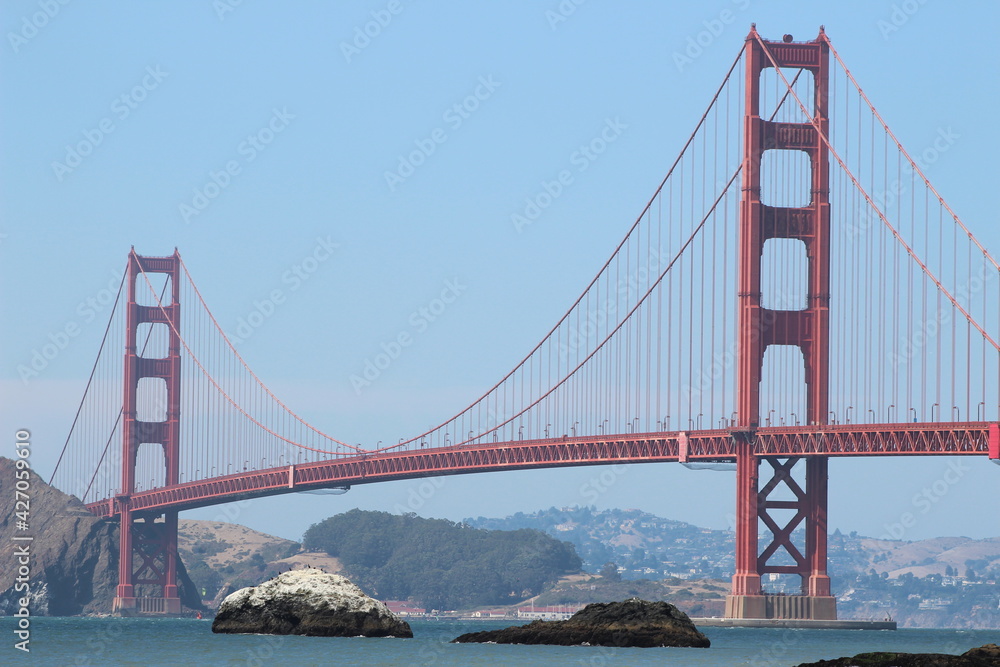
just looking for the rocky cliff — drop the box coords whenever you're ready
[0,457,201,615]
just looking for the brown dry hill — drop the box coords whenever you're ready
[861,536,1000,578]
[178,519,298,568]
[177,518,341,574]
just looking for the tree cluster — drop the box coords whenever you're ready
[303,509,581,610]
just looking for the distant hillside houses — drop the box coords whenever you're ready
[383,600,426,616]
[471,609,513,619]
[918,598,952,611]
[516,604,584,620]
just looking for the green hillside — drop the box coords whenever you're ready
[302,509,581,610]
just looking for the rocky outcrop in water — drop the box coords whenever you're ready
[0,458,201,615]
[795,643,1000,666]
[452,597,710,648]
[212,568,412,637]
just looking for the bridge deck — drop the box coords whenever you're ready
[84,422,997,518]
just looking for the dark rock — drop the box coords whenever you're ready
[0,458,202,615]
[212,568,412,637]
[452,597,710,648]
[795,644,1000,666]
[965,645,1000,660]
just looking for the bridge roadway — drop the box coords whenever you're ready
[86,421,999,518]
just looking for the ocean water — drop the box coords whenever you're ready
[1,617,997,667]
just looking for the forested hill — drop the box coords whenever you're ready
[302,510,581,611]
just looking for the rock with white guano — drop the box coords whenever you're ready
[211,568,412,637]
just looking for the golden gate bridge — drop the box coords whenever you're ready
[51,27,999,618]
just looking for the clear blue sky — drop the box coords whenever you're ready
[2,1,997,543]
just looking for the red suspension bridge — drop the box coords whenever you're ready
[52,27,999,618]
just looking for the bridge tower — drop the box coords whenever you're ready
[113,250,182,615]
[726,27,837,621]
